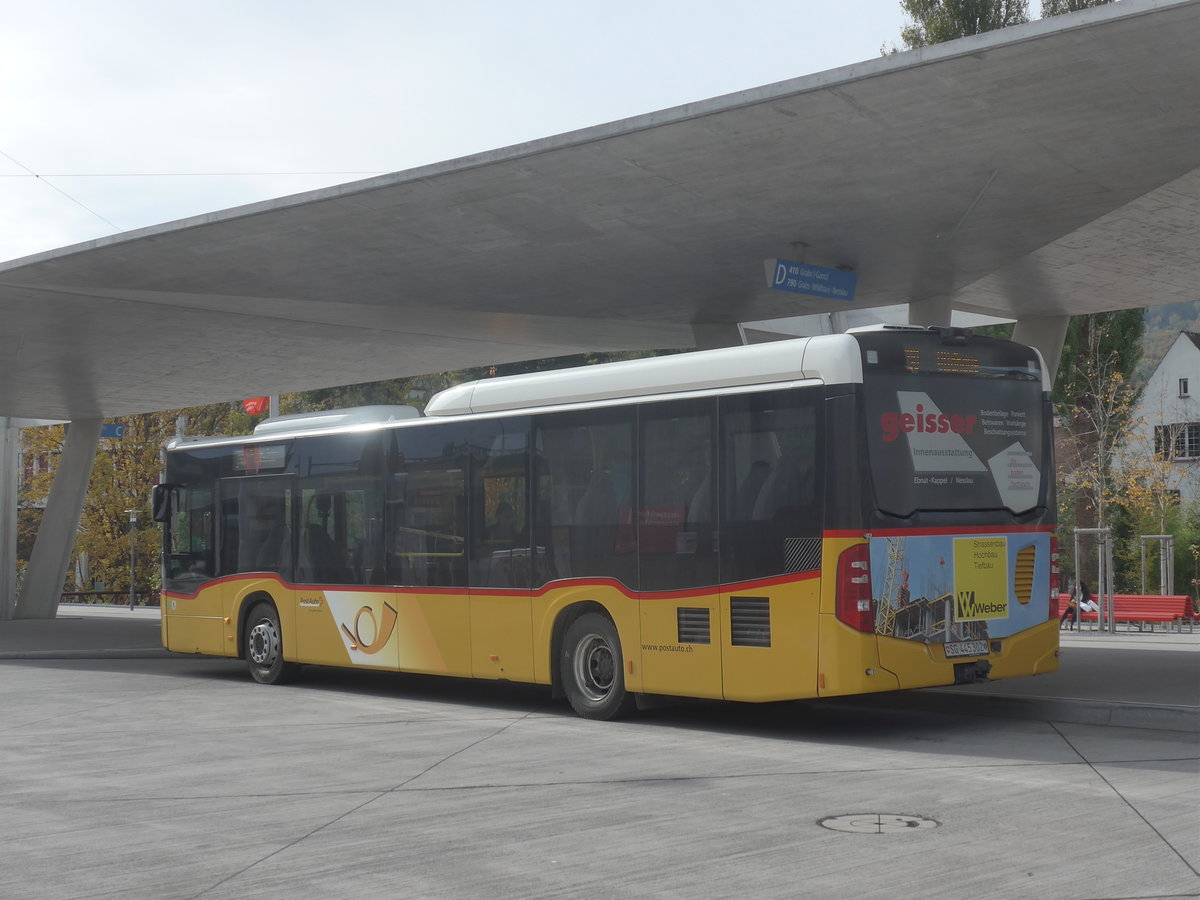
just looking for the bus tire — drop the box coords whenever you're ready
[561,612,635,720]
[245,601,298,685]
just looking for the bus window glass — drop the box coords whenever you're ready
[859,335,1046,517]
[469,417,530,588]
[164,485,215,588]
[296,478,381,585]
[386,424,467,587]
[639,398,716,591]
[720,391,823,583]
[533,407,635,588]
[221,477,295,579]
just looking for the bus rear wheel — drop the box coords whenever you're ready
[561,612,636,720]
[245,602,298,685]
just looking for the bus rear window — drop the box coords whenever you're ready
[858,332,1047,517]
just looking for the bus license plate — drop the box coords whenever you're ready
[944,640,988,658]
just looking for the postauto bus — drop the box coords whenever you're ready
[152,326,1059,719]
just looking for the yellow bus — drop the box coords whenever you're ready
[152,326,1060,719]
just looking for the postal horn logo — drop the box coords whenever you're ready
[339,603,398,655]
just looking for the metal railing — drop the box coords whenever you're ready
[60,590,159,607]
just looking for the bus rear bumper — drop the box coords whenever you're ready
[877,618,1061,690]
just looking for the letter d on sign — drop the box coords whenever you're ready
[775,262,788,286]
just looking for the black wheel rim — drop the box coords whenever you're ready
[572,632,616,702]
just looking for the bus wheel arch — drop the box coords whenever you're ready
[556,604,636,720]
[243,595,298,685]
[236,591,276,659]
[550,601,606,698]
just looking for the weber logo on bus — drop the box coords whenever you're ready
[953,537,1009,621]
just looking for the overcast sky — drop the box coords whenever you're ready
[0,0,943,263]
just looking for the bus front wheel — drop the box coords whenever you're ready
[245,602,298,685]
[561,612,635,720]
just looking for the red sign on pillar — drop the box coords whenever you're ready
[243,397,270,416]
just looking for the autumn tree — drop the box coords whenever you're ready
[20,401,246,598]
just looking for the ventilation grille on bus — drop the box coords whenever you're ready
[1014,544,1036,605]
[677,607,711,645]
[730,596,771,647]
[784,537,822,574]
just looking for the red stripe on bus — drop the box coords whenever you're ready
[864,524,1055,537]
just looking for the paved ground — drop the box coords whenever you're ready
[0,606,1196,899]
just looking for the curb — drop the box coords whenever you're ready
[0,649,176,661]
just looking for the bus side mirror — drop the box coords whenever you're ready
[151,483,175,523]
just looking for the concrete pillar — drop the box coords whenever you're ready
[692,322,746,350]
[16,419,102,619]
[1012,315,1071,386]
[907,296,955,327]
[0,418,18,620]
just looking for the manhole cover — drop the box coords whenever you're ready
[819,814,939,834]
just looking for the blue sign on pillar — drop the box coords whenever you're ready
[100,424,125,439]
[764,259,857,301]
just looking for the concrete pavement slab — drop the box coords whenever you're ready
[842,629,1200,733]
[0,653,1196,900]
[0,605,166,659]
[1,605,1196,730]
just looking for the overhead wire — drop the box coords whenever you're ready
[0,148,123,231]
[0,147,388,233]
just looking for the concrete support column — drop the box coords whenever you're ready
[1012,315,1071,386]
[16,419,102,619]
[1,418,19,620]
[907,296,955,327]
[692,322,746,350]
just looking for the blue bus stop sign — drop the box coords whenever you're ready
[764,258,857,301]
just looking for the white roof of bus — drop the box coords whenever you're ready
[166,329,1046,448]
[424,334,863,417]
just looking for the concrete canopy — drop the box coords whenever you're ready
[2,0,1199,422]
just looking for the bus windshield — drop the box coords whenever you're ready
[858,331,1048,517]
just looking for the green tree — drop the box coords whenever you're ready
[1182,505,1200,613]
[1112,457,1185,594]
[1040,0,1112,16]
[893,0,1112,53]
[1056,364,1140,529]
[1052,311,1145,581]
[898,0,1029,49]
[1054,311,1144,415]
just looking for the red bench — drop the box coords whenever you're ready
[1056,593,1196,632]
